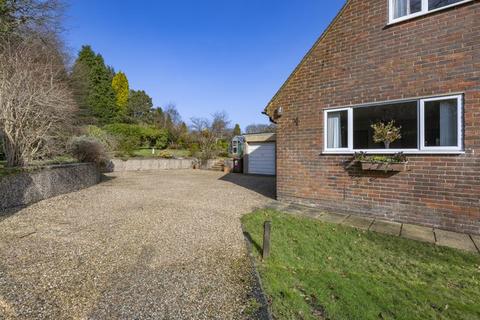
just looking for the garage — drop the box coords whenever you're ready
[247,142,276,175]
[230,132,276,176]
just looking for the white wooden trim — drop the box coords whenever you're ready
[420,95,463,152]
[321,92,465,111]
[323,108,351,153]
[323,94,465,155]
[322,150,465,155]
[388,0,474,25]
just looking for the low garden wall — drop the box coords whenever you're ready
[110,158,195,172]
[0,163,101,211]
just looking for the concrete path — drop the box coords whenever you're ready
[0,170,275,319]
[266,202,480,254]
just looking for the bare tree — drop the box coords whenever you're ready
[190,111,233,160]
[0,0,65,39]
[245,123,276,134]
[0,37,76,167]
[164,103,182,126]
[190,117,217,161]
[211,111,231,139]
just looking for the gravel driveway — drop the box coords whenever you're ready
[0,170,275,319]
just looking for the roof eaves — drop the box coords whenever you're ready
[263,0,351,114]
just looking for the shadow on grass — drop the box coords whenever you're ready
[219,173,276,199]
[243,230,263,255]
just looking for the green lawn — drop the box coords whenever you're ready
[131,148,191,158]
[242,210,480,320]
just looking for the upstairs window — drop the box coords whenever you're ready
[389,0,472,23]
[324,95,463,154]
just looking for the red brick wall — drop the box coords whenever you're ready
[267,0,480,234]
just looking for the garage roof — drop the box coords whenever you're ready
[244,132,276,143]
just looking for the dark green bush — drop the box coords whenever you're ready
[188,143,200,158]
[104,123,168,155]
[216,140,230,158]
[141,126,168,149]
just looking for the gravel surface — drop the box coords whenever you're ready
[0,170,275,319]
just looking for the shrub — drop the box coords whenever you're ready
[353,151,407,164]
[158,150,174,159]
[84,125,117,151]
[104,123,168,154]
[70,136,109,167]
[104,123,143,155]
[216,140,230,158]
[188,143,200,158]
[140,126,168,149]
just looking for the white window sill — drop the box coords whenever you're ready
[322,150,465,155]
[387,0,474,26]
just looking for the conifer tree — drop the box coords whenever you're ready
[233,123,241,136]
[71,46,117,124]
[127,90,153,121]
[112,71,129,114]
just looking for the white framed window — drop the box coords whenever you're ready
[388,0,474,24]
[323,95,463,154]
[324,108,352,153]
[420,95,463,151]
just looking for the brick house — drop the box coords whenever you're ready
[264,0,480,234]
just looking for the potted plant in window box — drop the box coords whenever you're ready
[354,152,408,172]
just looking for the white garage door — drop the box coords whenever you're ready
[247,142,276,175]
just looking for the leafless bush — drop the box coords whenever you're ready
[69,136,108,167]
[190,117,219,161]
[0,37,76,167]
[0,0,66,39]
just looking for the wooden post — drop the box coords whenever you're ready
[263,221,271,259]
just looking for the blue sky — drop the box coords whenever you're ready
[65,0,345,129]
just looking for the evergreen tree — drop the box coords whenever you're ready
[233,123,241,136]
[87,54,117,123]
[71,46,96,122]
[112,71,129,114]
[71,46,117,124]
[152,107,165,128]
[128,90,153,121]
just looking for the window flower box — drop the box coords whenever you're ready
[360,161,408,172]
[351,152,408,172]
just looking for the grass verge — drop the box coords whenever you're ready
[241,210,480,320]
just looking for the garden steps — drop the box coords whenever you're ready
[209,160,225,171]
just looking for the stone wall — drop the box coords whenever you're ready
[110,158,194,172]
[0,163,101,211]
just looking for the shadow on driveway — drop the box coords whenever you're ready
[219,173,276,199]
